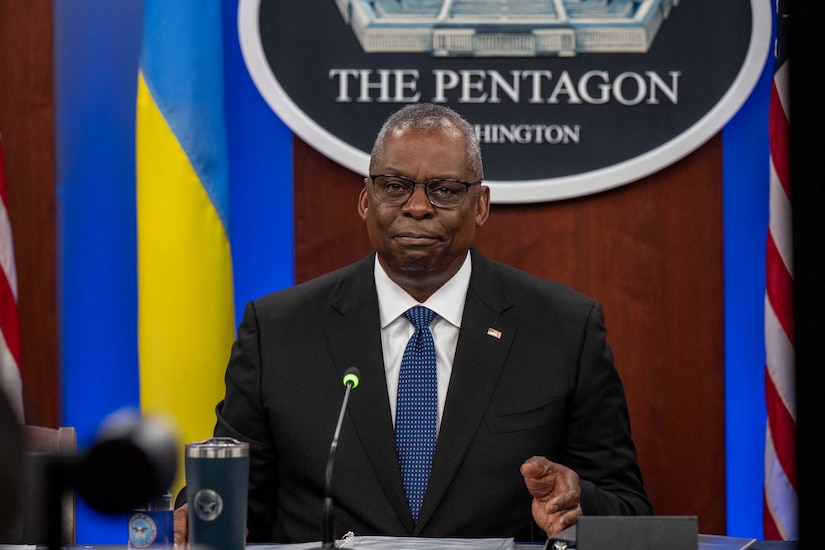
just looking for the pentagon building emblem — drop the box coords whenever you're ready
[239,0,770,203]
[338,0,681,57]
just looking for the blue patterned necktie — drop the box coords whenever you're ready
[395,305,437,522]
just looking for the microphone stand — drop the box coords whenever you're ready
[321,368,360,548]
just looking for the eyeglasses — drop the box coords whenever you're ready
[369,174,482,209]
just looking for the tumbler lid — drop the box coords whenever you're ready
[185,437,249,458]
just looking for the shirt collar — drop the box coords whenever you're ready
[374,251,472,329]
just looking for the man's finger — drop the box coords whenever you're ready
[534,501,583,536]
[520,456,554,478]
[174,504,189,547]
[521,456,561,499]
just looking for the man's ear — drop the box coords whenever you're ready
[358,184,369,221]
[475,185,491,227]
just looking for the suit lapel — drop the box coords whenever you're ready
[324,254,414,532]
[415,250,517,532]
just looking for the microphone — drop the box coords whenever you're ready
[32,409,178,550]
[321,367,361,548]
[76,409,178,514]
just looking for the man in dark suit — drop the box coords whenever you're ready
[175,103,651,544]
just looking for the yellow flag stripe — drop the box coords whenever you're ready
[136,72,235,493]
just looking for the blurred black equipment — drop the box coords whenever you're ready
[24,409,178,550]
[0,389,24,542]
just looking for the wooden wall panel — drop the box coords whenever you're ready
[293,136,374,282]
[294,135,726,534]
[0,0,59,428]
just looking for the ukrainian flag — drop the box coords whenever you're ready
[136,1,234,493]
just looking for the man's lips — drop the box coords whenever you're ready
[394,233,440,245]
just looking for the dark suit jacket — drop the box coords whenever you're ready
[214,248,651,543]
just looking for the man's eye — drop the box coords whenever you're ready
[383,181,409,194]
[430,185,460,198]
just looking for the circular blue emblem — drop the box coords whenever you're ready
[128,512,157,548]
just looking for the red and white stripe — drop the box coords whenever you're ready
[0,135,24,422]
[763,43,797,540]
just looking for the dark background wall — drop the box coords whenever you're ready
[789,2,825,546]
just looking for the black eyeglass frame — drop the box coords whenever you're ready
[368,173,482,209]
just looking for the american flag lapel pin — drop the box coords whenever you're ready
[486,328,502,339]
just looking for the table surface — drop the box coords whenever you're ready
[4,542,800,550]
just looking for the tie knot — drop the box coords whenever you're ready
[404,305,435,330]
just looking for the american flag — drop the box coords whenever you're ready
[0,135,24,421]
[763,0,796,540]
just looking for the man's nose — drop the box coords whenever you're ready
[404,183,434,213]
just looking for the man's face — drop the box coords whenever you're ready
[358,126,490,298]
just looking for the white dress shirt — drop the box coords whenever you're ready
[374,252,472,433]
